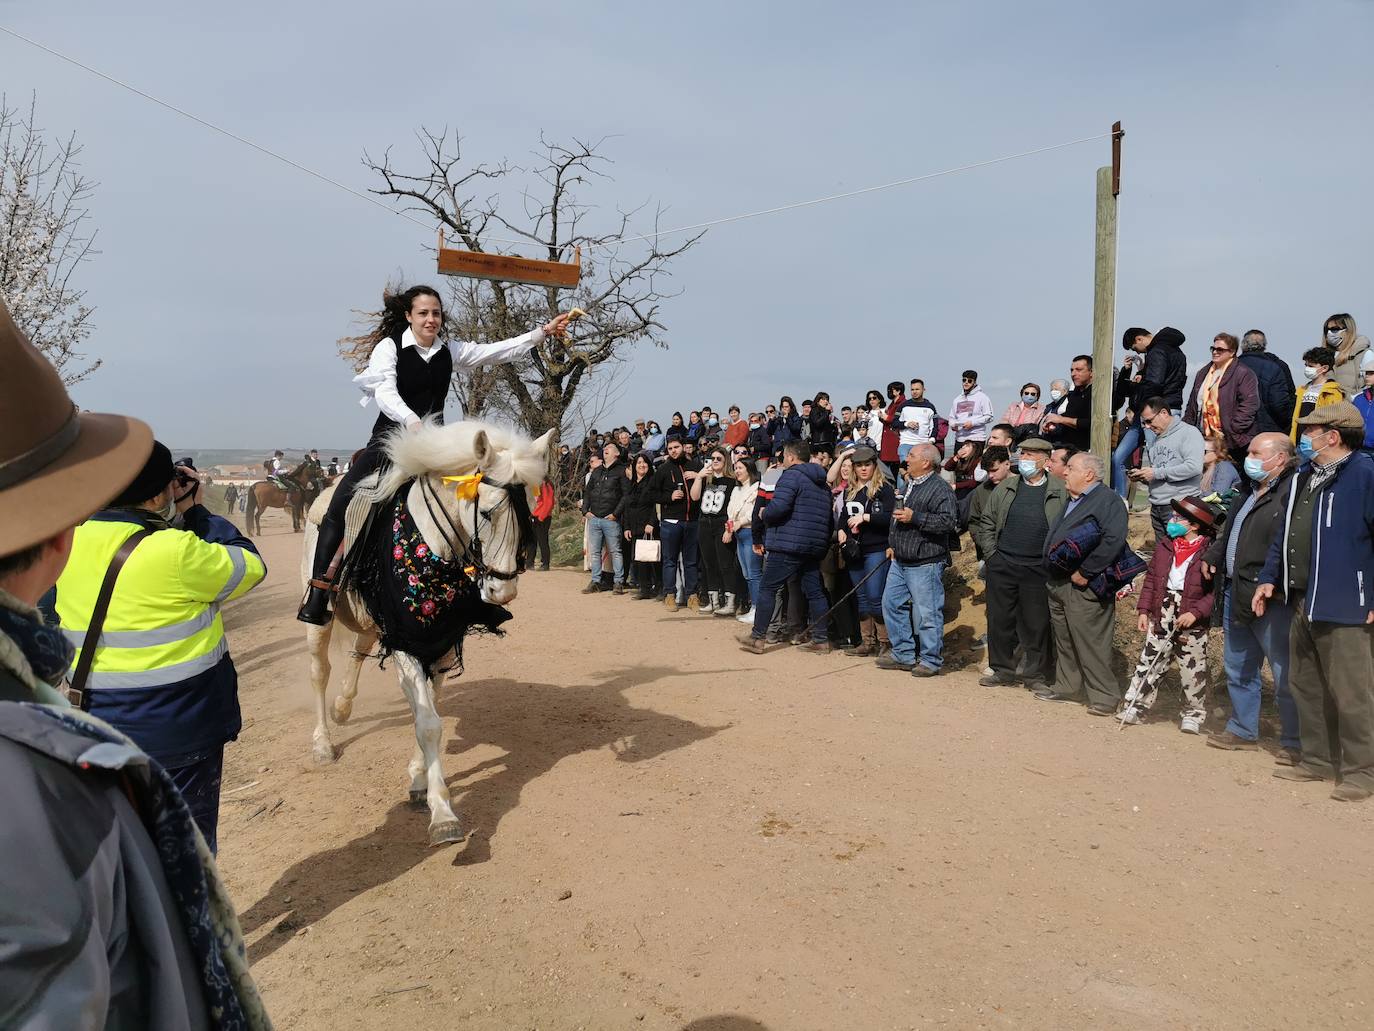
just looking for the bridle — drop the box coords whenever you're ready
[419,473,531,584]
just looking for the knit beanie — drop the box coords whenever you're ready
[110,440,174,506]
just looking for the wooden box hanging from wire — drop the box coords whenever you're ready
[436,230,581,289]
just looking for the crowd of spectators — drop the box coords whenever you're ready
[567,313,1374,800]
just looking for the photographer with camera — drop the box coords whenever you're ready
[54,441,267,853]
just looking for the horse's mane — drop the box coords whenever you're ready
[360,419,549,504]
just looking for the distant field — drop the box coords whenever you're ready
[171,448,357,470]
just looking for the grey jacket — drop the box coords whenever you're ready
[1143,417,1204,506]
[1043,482,1130,580]
[0,675,212,1030]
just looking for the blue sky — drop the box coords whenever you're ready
[4,1,1371,450]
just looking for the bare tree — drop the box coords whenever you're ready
[0,95,100,384]
[351,131,700,439]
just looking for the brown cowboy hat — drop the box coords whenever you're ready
[0,299,153,556]
[1170,495,1219,533]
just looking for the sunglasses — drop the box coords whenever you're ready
[1210,346,1232,354]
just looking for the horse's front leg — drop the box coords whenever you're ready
[307,622,337,763]
[394,652,464,846]
[331,628,376,725]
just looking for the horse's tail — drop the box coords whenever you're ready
[245,484,259,534]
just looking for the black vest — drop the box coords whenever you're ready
[370,335,453,441]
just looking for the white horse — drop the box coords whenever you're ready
[301,420,554,845]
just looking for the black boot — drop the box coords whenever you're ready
[297,514,343,625]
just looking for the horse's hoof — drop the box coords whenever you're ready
[408,789,426,809]
[331,699,353,724]
[311,743,337,765]
[428,820,466,846]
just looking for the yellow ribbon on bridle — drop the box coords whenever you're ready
[441,472,484,501]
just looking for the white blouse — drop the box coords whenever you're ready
[353,326,544,425]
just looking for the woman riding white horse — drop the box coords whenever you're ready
[302,418,554,845]
[297,284,570,624]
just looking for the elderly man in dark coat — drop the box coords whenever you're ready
[1036,452,1130,715]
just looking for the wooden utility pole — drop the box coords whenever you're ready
[1089,121,1124,467]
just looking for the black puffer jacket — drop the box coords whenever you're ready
[1134,327,1189,413]
[582,461,628,519]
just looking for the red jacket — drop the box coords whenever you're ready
[1137,537,1215,629]
[532,480,555,521]
[879,397,904,461]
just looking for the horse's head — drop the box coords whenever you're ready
[456,426,554,605]
[371,421,556,607]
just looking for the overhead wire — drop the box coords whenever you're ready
[3,23,1114,253]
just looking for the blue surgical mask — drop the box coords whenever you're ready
[1022,393,1038,405]
[708,417,719,427]
[1049,389,1064,402]
[1243,456,1269,481]
[1017,458,1040,478]
[1298,434,1328,462]
[1166,519,1189,539]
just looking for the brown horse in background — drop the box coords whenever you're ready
[245,462,333,535]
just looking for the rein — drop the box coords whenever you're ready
[418,474,530,584]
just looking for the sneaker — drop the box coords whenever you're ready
[735,608,754,624]
[875,655,915,672]
[910,665,940,678]
[1206,730,1258,751]
[1035,689,1085,704]
[1179,715,1203,735]
[981,665,994,677]
[1330,783,1373,802]
[1115,705,1143,725]
[978,672,1020,688]
[581,582,601,595]
[663,595,679,612]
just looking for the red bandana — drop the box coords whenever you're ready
[1171,534,1207,567]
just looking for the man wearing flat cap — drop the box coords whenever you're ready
[1255,402,1374,801]
[970,438,1067,693]
[0,299,270,1026]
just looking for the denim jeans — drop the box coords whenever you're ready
[734,528,762,608]
[1222,581,1299,747]
[586,515,625,584]
[750,550,828,642]
[660,520,699,599]
[882,559,946,669]
[849,550,890,618]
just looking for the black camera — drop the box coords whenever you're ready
[174,459,197,488]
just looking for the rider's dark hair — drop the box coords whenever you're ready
[338,284,446,370]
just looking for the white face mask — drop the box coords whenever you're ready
[1327,329,1344,346]
[1303,364,1320,381]
[1049,389,1064,402]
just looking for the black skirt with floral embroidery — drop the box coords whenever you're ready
[343,489,511,675]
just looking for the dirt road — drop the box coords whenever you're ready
[220,510,1373,1030]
